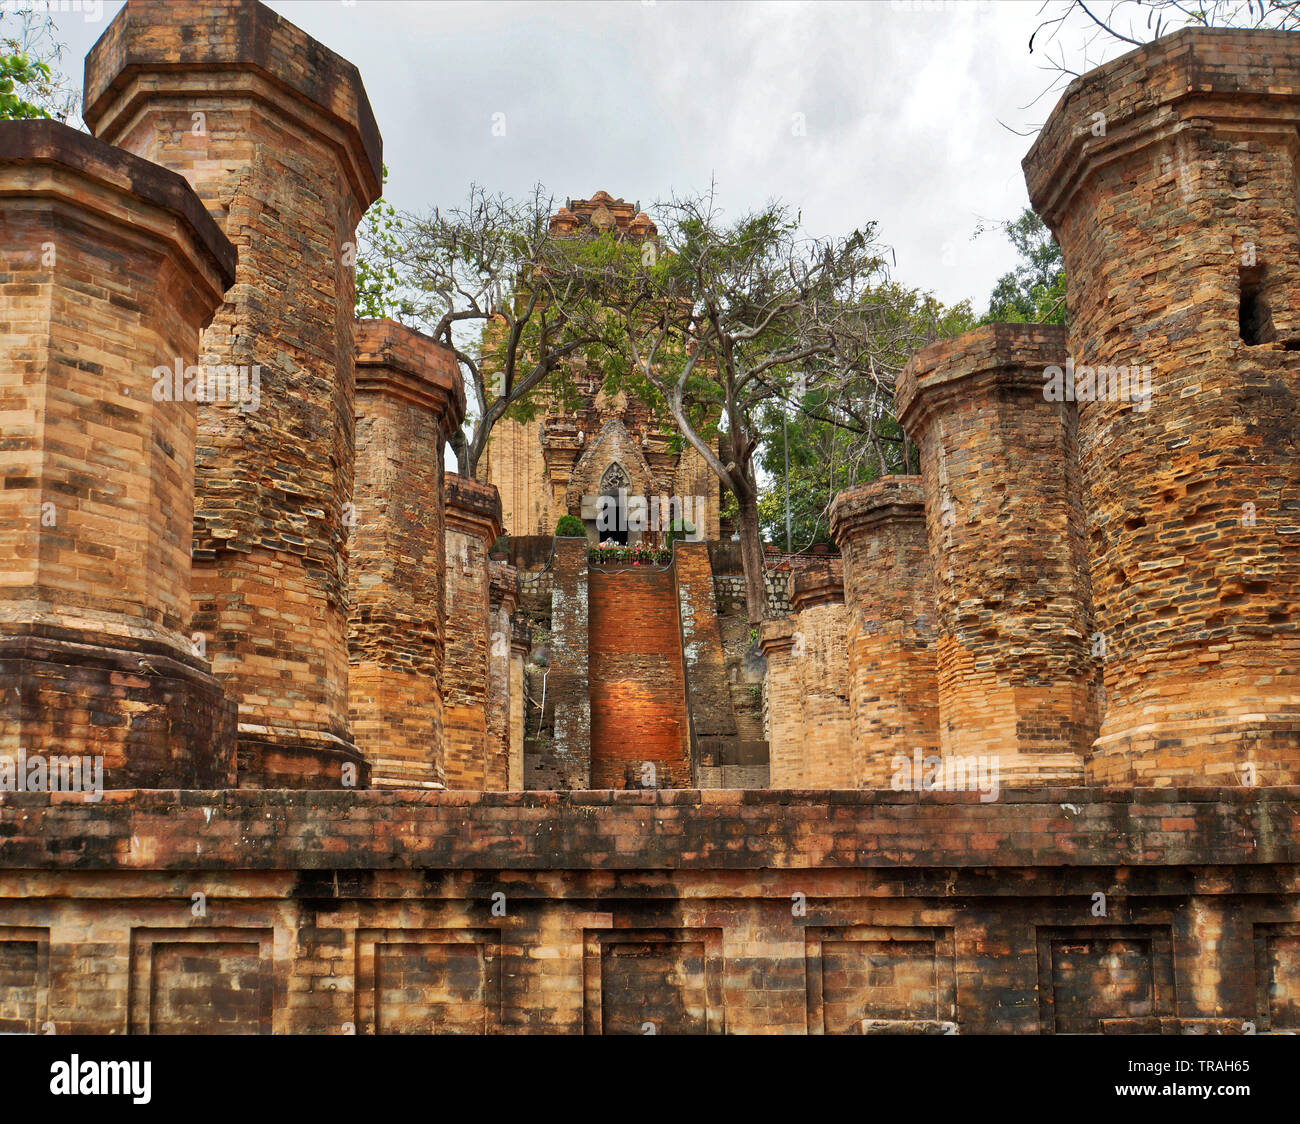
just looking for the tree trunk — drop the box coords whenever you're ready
[735,490,770,625]
[449,429,470,478]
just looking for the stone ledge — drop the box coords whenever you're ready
[84,0,382,203]
[1,786,1295,871]
[0,118,236,285]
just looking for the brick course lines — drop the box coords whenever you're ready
[348,319,465,789]
[1024,29,1300,786]
[589,564,693,789]
[84,0,383,787]
[0,120,236,786]
[442,474,503,790]
[897,324,1097,781]
[830,479,940,786]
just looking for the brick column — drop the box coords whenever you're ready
[509,617,530,791]
[830,478,939,787]
[1024,29,1300,785]
[443,474,503,789]
[896,324,1096,785]
[84,0,383,786]
[758,618,801,787]
[789,565,853,788]
[348,319,465,789]
[487,561,518,791]
[0,121,236,786]
[545,537,591,789]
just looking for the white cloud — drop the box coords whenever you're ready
[53,0,1088,312]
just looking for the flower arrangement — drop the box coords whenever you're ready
[590,541,672,566]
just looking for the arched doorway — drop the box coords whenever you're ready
[596,462,631,545]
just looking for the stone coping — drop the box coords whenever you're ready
[0,118,236,285]
[355,317,467,431]
[1,786,1295,871]
[829,476,926,546]
[1024,27,1300,225]
[84,0,382,206]
[896,322,1069,437]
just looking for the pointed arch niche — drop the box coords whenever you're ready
[570,420,657,545]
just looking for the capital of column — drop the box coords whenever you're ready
[1024,28,1300,229]
[446,473,505,547]
[896,323,1069,441]
[829,476,926,549]
[355,318,466,442]
[84,0,383,212]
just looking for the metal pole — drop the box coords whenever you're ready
[783,409,791,553]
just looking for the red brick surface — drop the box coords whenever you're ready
[0,121,235,786]
[589,565,693,788]
[84,0,382,787]
[0,787,1296,1033]
[897,325,1097,780]
[349,319,465,788]
[1024,29,1300,785]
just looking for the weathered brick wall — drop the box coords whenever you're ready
[897,325,1096,785]
[525,538,590,789]
[589,564,693,788]
[443,474,503,790]
[348,319,464,789]
[713,573,791,617]
[1,786,1296,1034]
[791,567,853,788]
[1024,28,1300,786]
[830,479,939,787]
[487,562,518,791]
[673,543,736,748]
[483,414,550,536]
[84,0,383,788]
[509,620,529,790]
[758,619,802,786]
[761,568,853,788]
[0,121,236,787]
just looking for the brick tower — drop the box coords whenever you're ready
[830,478,939,786]
[1024,29,1300,785]
[349,319,465,789]
[896,323,1097,783]
[442,473,504,789]
[84,0,383,786]
[0,121,236,786]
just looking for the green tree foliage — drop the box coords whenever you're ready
[0,51,50,120]
[582,189,970,622]
[354,164,402,319]
[555,514,586,537]
[979,208,1066,326]
[758,287,974,549]
[374,184,620,478]
[0,9,77,122]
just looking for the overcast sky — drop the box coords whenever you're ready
[48,0,1131,315]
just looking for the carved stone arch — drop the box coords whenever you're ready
[569,420,656,544]
[600,461,631,495]
[568,420,655,511]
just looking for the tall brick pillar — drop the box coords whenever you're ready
[1025,29,1300,785]
[443,474,503,789]
[0,121,236,785]
[789,565,853,788]
[509,617,530,790]
[84,0,383,786]
[487,561,519,791]
[830,478,939,787]
[758,618,801,786]
[348,320,465,789]
[896,324,1096,784]
[544,537,591,789]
